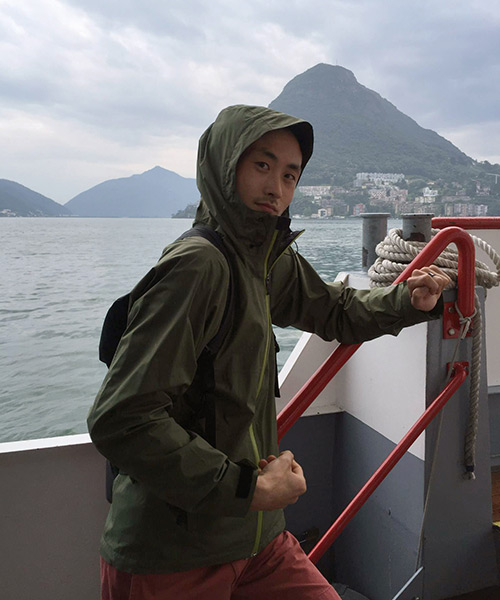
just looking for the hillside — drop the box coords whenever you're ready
[65,166,199,217]
[0,180,72,217]
[269,64,479,184]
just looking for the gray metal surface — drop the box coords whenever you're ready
[489,385,500,467]
[283,412,339,581]
[330,413,425,600]
[392,567,424,600]
[284,289,498,599]
[422,289,498,599]
[360,213,390,270]
[284,411,425,600]
[402,213,434,242]
[334,582,372,599]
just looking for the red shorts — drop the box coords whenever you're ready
[101,530,341,600]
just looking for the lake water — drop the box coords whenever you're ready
[1,217,395,443]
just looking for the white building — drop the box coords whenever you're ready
[355,172,405,186]
[298,186,332,198]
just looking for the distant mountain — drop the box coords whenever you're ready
[65,166,199,217]
[269,63,477,184]
[0,179,72,217]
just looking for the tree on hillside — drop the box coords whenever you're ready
[290,192,318,216]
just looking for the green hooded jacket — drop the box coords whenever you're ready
[87,105,441,573]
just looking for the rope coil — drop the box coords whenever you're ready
[368,227,500,479]
[369,228,500,290]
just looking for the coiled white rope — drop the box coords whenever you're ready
[368,228,500,479]
[368,228,500,290]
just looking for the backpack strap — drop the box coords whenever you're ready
[177,226,236,448]
[99,294,130,367]
[177,226,235,358]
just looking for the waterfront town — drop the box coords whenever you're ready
[295,172,500,219]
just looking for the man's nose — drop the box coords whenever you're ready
[264,173,282,198]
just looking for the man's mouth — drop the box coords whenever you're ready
[255,202,279,215]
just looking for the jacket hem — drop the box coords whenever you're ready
[99,522,285,574]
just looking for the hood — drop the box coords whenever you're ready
[194,105,313,254]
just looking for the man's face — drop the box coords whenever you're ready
[235,129,302,217]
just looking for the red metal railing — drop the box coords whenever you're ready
[432,216,500,230]
[277,226,475,442]
[276,226,476,562]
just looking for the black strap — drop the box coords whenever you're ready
[235,459,257,498]
[98,295,130,367]
[178,226,236,448]
[177,226,235,357]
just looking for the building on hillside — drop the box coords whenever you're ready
[397,201,439,216]
[443,202,488,217]
[298,185,332,199]
[416,187,439,203]
[352,203,367,216]
[368,186,408,207]
[475,182,491,196]
[441,195,472,204]
[355,172,405,186]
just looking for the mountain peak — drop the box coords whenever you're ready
[65,166,198,217]
[280,64,358,98]
[302,63,357,83]
[147,165,166,174]
[269,63,473,183]
[139,165,189,180]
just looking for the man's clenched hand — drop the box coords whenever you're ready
[249,451,307,512]
[407,265,451,312]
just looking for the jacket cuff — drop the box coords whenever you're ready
[192,459,258,517]
[236,459,258,498]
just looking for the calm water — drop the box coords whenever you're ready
[1,217,393,443]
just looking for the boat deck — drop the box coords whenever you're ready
[446,470,500,600]
[447,587,500,600]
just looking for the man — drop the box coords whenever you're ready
[88,105,449,599]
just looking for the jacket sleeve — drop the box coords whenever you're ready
[87,240,257,517]
[270,248,443,343]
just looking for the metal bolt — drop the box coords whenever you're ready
[448,328,456,336]
[448,306,455,313]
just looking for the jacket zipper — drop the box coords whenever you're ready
[249,230,279,556]
[268,229,304,276]
[249,228,304,557]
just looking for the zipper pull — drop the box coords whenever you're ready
[265,273,271,295]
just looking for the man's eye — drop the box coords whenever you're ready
[256,162,269,170]
[285,173,296,181]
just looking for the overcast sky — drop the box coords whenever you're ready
[1,0,499,204]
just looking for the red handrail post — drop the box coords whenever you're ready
[391,226,475,318]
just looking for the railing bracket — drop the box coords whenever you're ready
[447,361,469,376]
[443,302,473,339]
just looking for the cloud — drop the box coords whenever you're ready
[326,1,500,129]
[0,0,499,202]
[441,120,500,166]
